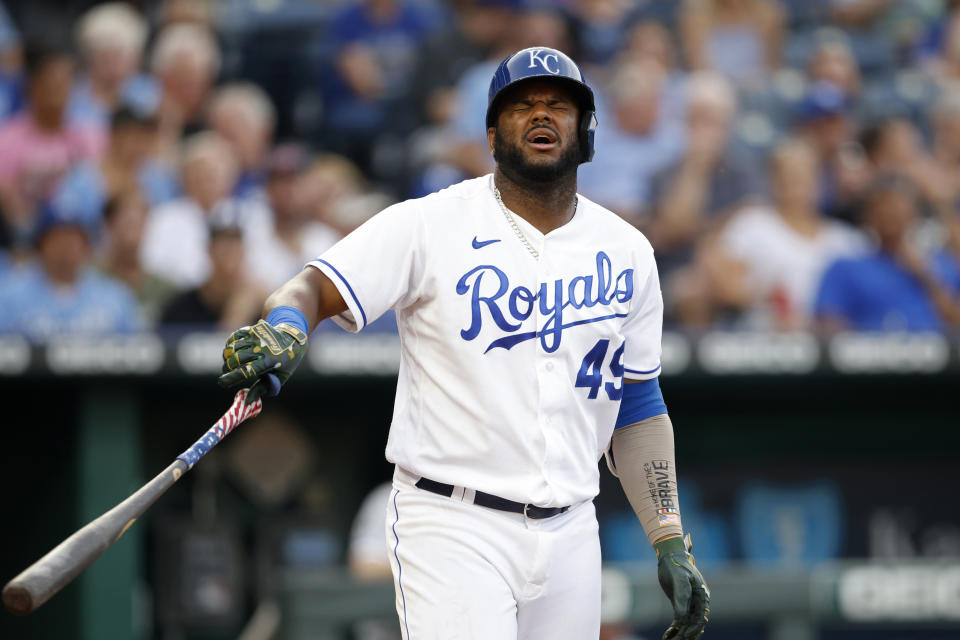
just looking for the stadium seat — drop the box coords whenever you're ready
[735,480,843,568]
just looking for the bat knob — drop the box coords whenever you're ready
[261,372,282,397]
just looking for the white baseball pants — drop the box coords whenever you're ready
[384,466,602,640]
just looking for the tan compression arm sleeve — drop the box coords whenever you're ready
[609,413,684,546]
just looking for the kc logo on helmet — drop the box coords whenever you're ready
[528,49,560,74]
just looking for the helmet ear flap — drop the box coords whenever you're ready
[580,110,597,163]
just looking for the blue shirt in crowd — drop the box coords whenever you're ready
[814,250,942,331]
[578,99,685,218]
[67,74,161,131]
[0,263,143,341]
[52,160,180,224]
[324,1,434,134]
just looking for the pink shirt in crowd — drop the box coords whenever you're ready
[0,114,105,216]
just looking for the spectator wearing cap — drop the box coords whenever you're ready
[96,189,178,326]
[647,71,765,276]
[814,175,960,332]
[141,131,266,288]
[0,201,142,341]
[797,81,871,225]
[206,82,276,200]
[0,41,104,249]
[159,204,266,332]
[68,2,159,132]
[244,144,341,291]
[52,105,180,224]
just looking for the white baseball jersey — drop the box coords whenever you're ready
[309,174,662,507]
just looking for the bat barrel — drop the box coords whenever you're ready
[2,390,260,616]
[2,513,117,614]
[2,460,186,615]
[3,582,37,617]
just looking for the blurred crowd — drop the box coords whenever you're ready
[1,0,960,340]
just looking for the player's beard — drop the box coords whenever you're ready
[493,128,580,184]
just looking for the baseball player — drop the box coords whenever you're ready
[219,47,709,639]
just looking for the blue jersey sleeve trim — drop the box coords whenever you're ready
[615,378,667,428]
[265,305,309,334]
[624,362,662,375]
[315,259,368,329]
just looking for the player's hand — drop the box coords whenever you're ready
[654,534,710,640]
[218,320,309,404]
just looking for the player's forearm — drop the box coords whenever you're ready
[262,266,348,332]
[611,413,684,546]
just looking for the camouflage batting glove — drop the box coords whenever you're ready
[654,534,710,640]
[217,320,309,404]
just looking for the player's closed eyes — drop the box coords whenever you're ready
[513,99,570,111]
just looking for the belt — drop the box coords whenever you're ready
[414,476,570,519]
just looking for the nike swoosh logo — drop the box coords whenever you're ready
[472,237,501,249]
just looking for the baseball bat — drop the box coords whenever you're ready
[2,388,263,616]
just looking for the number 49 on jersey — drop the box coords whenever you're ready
[576,339,624,401]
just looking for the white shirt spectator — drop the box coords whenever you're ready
[720,205,867,329]
[245,220,341,292]
[140,197,269,289]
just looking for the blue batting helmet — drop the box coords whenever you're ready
[486,46,598,163]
